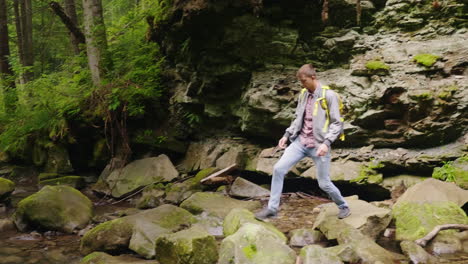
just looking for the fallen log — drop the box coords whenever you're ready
[415,224,468,247]
[200,163,237,183]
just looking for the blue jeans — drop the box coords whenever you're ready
[267,138,348,211]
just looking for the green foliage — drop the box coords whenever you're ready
[432,161,456,182]
[365,60,390,71]
[413,54,440,67]
[133,129,166,147]
[351,160,384,184]
[243,244,257,259]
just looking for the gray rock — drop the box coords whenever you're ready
[80,252,159,264]
[289,228,325,247]
[44,144,73,174]
[300,245,343,264]
[400,240,439,264]
[326,245,360,263]
[230,177,270,198]
[428,233,463,255]
[302,160,362,181]
[135,184,165,209]
[165,168,217,204]
[0,177,15,201]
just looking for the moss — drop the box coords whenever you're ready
[243,244,257,259]
[39,176,85,188]
[38,173,61,181]
[80,218,133,255]
[413,54,440,67]
[437,85,458,101]
[80,252,106,264]
[0,177,15,196]
[393,201,468,241]
[433,159,468,189]
[365,60,390,71]
[351,161,384,184]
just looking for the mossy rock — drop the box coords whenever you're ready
[155,226,218,264]
[80,252,160,264]
[219,223,296,264]
[0,177,15,201]
[80,218,134,255]
[350,161,384,185]
[38,173,61,181]
[393,201,468,241]
[300,245,343,264]
[223,208,286,242]
[135,183,166,209]
[413,54,440,67]
[365,60,390,75]
[39,176,85,189]
[14,185,93,233]
[165,167,218,204]
[432,157,468,189]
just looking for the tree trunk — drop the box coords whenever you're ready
[356,0,362,26]
[49,1,85,53]
[63,0,81,54]
[321,0,329,25]
[82,0,109,86]
[0,0,17,112]
[13,0,34,83]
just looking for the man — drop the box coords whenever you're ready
[255,64,350,220]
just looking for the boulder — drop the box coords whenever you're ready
[223,208,286,241]
[229,177,270,198]
[39,176,85,189]
[104,155,179,198]
[44,144,73,174]
[80,252,159,264]
[289,228,325,247]
[180,192,261,219]
[0,219,15,232]
[165,167,218,204]
[427,232,464,255]
[0,177,15,201]
[381,175,427,192]
[14,185,93,233]
[215,145,245,169]
[299,245,343,264]
[302,160,362,181]
[219,223,296,264]
[81,204,196,257]
[178,140,229,172]
[135,184,166,209]
[313,198,392,239]
[433,157,468,189]
[400,240,439,264]
[326,245,360,263]
[317,218,406,263]
[155,226,218,264]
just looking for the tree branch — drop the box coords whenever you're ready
[415,224,468,247]
[49,1,85,45]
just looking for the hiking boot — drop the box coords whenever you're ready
[254,207,277,220]
[338,206,351,219]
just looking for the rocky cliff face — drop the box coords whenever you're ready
[152,0,467,148]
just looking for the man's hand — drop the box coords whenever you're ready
[278,137,288,149]
[316,143,329,156]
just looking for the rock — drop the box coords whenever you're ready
[38,172,61,181]
[80,204,196,257]
[155,226,218,264]
[165,167,218,204]
[229,177,270,198]
[400,240,439,264]
[313,198,392,239]
[180,192,261,219]
[0,218,15,232]
[80,252,159,264]
[216,145,245,169]
[219,223,296,264]
[393,201,468,241]
[14,185,93,233]
[104,155,179,198]
[326,244,360,263]
[0,177,15,201]
[395,178,468,208]
[39,176,86,189]
[178,140,229,172]
[302,160,362,181]
[289,228,325,247]
[300,245,343,264]
[223,208,286,241]
[428,232,463,255]
[381,175,427,192]
[44,144,73,174]
[135,183,166,209]
[433,157,468,189]
[317,218,406,263]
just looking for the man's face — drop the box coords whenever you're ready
[298,74,316,92]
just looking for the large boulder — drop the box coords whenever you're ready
[155,226,218,264]
[80,204,196,258]
[313,198,392,239]
[229,177,270,198]
[219,223,296,264]
[165,167,218,204]
[400,240,439,264]
[0,177,15,201]
[299,245,343,264]
[102,155,179,198]
[80,252,159,264]
[180,192,261,219]
[14,185,93,233]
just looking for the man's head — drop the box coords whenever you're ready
[297,64,318,92]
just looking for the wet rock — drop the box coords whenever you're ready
[219,223,296,264]
[289,228,325,247]
[0,177,15,201]
[313,198,392,239]
[155,226,218,264]
[180,192,261,219]
[103,155,179,198]
[80,252,159,264]
[44,144,73,174]
[165,167,218,204]
[80,204,196,256]
[229,177,270,198]
[38,176,85,189]
[223,208,286,241]
[300,245,343,264]
[135,183,165,209]
[428,233,463,255]
[400,240,439,264]
[14,185,93,233]
[317,218,406,263]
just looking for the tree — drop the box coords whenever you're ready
[49,1,85,54]
[82,0,110,86]
[0,0,17,112]
[13,0,34,83]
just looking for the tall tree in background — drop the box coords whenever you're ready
[64,0,81,54]
[82,0,109,86]
[0,0,17,112]
[13,0,34,83]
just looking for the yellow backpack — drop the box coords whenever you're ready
[300,86,345,141]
